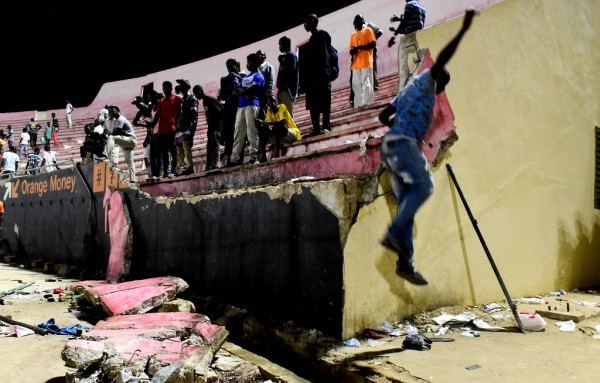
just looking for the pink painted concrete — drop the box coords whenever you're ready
[103,188,132,282]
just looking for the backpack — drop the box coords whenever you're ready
[319,30,339,82]
[326,43,339,82]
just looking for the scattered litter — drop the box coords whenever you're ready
[432,312,477,326]
[595,324,600,334]
[548,291,564,296]
[343,338,360,347]
[112,367,147,383]
[555,320,576,332]
[432,312,503,331]
[379,320,405,336]
[472,318,506,331]
[150,361,183,383]
[518,312,547,332]
[483,303,504,313]
[465,364,481,370]
[460,329,480,337]
[363,328,389,339]
[382,321,395,333]
[435,326,449,336]
[38,318,90,335]
[402,332,432,350]
[519,297,545,304]
[0,325,35,337]
[572,300,600,307]
[2,293,48,302]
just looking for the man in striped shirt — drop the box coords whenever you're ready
[388,0,427,86]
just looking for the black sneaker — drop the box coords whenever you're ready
[396,264,428,285]
[302,131,321,139]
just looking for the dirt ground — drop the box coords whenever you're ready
[2,261,600,383]
[323,292,600,383]
[0,264,86,383]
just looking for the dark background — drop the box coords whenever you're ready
[0,2,358,113]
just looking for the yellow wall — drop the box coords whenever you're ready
[343,0,600,338]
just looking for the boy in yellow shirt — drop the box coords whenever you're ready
[256,95,301,162]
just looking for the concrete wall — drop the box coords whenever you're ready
[343,0,600,338]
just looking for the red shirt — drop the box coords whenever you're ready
[155,93,182,134]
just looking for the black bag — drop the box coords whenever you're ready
[326,43,339,81]
[402,333,433,350]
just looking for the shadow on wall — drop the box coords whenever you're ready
[557,220,600,290]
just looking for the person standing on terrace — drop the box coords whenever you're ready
[1,146,19,180]
[349,14,377,108]
[41,143,58,173]
[65,99,74,129]
[51,113,60,146]
[299,14,335,138]
[43,121,52,145]
[174,79,199,176]
[18,127,30,157]
[150,81,181,178]
[218,58,245,166]
[193,84,223,171]
[228,53,265,166]
[388,0,427,86]
[26,118,39,149]
[276,36,299,118]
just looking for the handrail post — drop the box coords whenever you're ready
[446,164,525,334]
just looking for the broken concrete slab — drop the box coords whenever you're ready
[80,276,188,315]
[62,311,230,381]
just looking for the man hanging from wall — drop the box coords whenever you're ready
[378,9,478,285]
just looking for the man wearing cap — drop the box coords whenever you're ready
[175,79,199,175]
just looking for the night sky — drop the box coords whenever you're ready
[0,1,358,113]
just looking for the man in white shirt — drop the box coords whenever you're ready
[65,100,74,128]
[104,105,137,183]
[1,146,19,179]
[41,144,59,172]
[98,105,109,128]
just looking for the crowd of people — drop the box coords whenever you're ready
[0,113,60,179]
[3,3,427,186]
[0,2,482,289]
[94,11,385,181]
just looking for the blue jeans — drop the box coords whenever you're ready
[380,136,434,264]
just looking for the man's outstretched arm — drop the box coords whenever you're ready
[431,9,478,79]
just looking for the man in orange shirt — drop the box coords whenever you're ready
[349,14,377,108]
